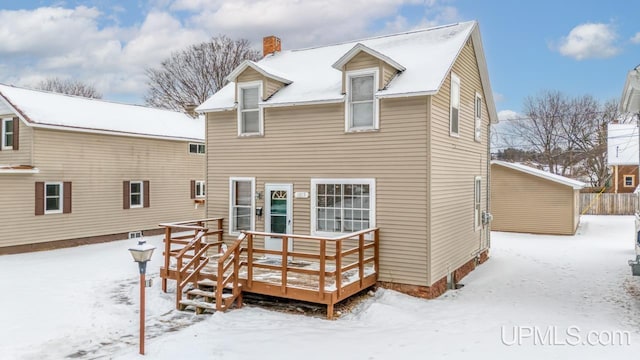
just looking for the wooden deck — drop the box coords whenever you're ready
[159,218,379,319]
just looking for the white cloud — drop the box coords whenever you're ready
[498,110,520,122]
[631,32,640,44]
[556,23,619,60]
[0,0,459,103]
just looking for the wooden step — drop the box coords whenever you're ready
[197,278,242,290]
[187,288,216,301]
[179,299,218,314]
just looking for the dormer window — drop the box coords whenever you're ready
[238,81,263,136]
[346,69,379,132]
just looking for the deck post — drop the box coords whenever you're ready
[319,239,326,300]
[374,229,380,275]
[327,302,334,320]
[247,233,254,288]
[359,233,365,287]
[162,226,171,292]
[281,236,288,295]
[336,240,342,297]
[175,255,183,309]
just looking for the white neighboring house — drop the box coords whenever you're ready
[0,84,206,253]
[607,123,639,193]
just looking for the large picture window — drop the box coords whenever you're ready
[311,179,376,235]
[229,177,255,234]
[346,69,379,131]
[238,82,263,136]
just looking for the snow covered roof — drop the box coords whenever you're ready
[0,84,204,142]
[197,21,498,123]
[608,123,638,165]
[492,160,586,190]
[225,60,293,84]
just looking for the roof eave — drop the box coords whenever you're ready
[225,61,292,85]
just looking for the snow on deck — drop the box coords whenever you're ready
[1,216,640,359]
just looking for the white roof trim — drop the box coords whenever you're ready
[620,66,640,113]
[492,160,586,189]
[225,60,293,84]
[470,25,499,124]
[25,122,203,142]
[0,166,40,174]
[332,43,406,72]
[260,98,344,108]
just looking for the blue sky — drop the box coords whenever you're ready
[0,0,638,117]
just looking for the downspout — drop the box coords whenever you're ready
[485,119,491,250]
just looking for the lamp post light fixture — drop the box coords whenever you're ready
[128,238,156,355]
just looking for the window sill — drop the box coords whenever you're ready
[194,199,205,204]
[44,210,63,215]
[237,133,264,138]
[345,128,379,134]
[449,133,460,138]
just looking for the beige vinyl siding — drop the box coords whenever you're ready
[207,97,430,286]
[381,62,397,89]
[491,165,577,235]
[0,117,33,166]
[0,128,204,247]
[265,78,285,100]
[429,39,489,284]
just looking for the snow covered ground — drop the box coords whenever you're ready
[1,215,639,359]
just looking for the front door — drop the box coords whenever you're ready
[265,184,293,253]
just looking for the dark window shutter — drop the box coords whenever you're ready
[63,182,72,214]
[12,117,18,150]
[143,180,150,208]
[123,181,130,209]
[190,180,196,199]
[35,182,44,215]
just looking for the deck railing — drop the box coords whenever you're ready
[215,234,245,310]
[242,227,379,318]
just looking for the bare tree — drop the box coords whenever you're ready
[145,35,261,115]
[505,91,619,187]
[36,77,102,98]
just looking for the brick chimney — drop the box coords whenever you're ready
[263,36,281,57]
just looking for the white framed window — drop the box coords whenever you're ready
[45,182,63,214]
[474,92,482,142]
[474,176,482,231]
[237,81,263,136]
[128,231,142,239]
[2,118,14,149]
[130,181,143,208]
[311,178,376,236]
[189,143,205,154]
[624,175,635,188]
[345,69,379,132]
[229,177,255,234]
[196,180,206,198]
[450,73,460,137]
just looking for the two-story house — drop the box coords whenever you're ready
[0,84,206,253]
[607,123,638,193]
[196,21,498,297]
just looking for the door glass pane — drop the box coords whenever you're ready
[351,75,374,102]
[271,198,287,215]
[271,215,286,234]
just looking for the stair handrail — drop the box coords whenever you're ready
[216,233,246,310]
[175,229,210,309]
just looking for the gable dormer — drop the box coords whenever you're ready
[225,60,292,103]
[332,43,405,94]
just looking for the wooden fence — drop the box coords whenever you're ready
[580,193,637,215]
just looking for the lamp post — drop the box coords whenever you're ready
[128,239,156,355]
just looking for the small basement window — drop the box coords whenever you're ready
[128,231,142,239]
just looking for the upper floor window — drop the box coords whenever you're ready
[450,73,460,137]
[475,93,482,142]
[2,118,14,149]
[189,143,205,154]
[346,69,379,132]
[238,81,263,136]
